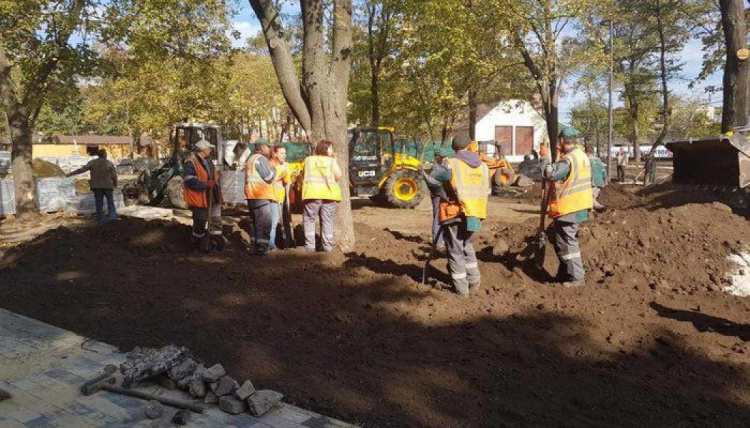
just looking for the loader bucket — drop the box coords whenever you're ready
[666,134,750,188]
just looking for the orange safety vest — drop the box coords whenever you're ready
[245,154,276,200]
[548,148,593,218]
[183,155,221,209]
[302,155,342,201]
[438,157,490,223]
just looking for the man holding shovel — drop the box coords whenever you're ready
[540,126,593,287]
[183,140,224,252]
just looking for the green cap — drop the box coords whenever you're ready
[559,125,580,140]
[434,146,454,158]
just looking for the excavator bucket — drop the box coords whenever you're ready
[666,132,750,188]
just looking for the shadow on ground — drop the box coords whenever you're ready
[0,218,748,427]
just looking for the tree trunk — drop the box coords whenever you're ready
[539,81,559,160]
[251,0,354,250]
[8,111,38,220]
[719,0,749,132]
[370,67,380,126]
[468,88,477,141]
[629,99,641,163]
[645,0,672,185]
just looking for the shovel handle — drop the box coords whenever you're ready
[103,384,207,413]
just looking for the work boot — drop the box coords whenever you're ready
[199,236,212,253]
[468,281,481,291]
[561,279,585,288]
[212,236,225,252]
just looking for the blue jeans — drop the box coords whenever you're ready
[269,202,280,249]
[93,189,117,224]
[431,196,445,246]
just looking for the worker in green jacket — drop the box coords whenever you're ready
[585,144,607,211]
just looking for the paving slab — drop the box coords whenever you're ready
[0,308,358,428]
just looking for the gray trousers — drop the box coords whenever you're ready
[303,199,337,251]
[552,220,585,281]
[444,221,480,295]
[248,200,272,254]
[191,204,222,238]
[592,187,604,210]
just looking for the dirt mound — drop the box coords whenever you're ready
[0,198,748,427]
[487,185,750,295]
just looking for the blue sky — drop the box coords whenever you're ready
[228,5,723,122]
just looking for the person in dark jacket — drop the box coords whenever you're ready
[586,144,607,211]
[67,148,118,224]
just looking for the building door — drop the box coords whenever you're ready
[494,126,512,157]
[515,126,534,156]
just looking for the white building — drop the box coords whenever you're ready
[476,100,548,162]
[456,99,549,163]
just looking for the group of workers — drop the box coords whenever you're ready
[181,125,602,296]
[183,139,342,256]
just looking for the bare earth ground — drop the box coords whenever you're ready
[0,185,748,427]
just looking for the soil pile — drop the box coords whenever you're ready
[0,188,748,427]
[489,185,750,295]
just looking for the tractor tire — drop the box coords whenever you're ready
[493,167,516,188]
[383,169,425,209]
[165,176,189,209]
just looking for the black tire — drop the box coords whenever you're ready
[383,169,425,209]
[165,176,189,209]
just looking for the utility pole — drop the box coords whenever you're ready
[607,19,614,181]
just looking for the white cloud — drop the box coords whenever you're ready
[228,21,261,48]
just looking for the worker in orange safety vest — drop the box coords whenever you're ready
[540,126,593,287]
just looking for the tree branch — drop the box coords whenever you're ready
[249,0,312,132]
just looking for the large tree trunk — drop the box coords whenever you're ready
[719,0,749,132]
[8,111,38,220]
[0,46,39,221]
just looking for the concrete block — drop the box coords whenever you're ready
[214,376,239,396]
[188,379,207,399]
[168,359,197,381]
[204,391,219,404]
[144,400,163,419]
[247,389,284,417]
[202,364,225,382]
[219,396,247,414]
[153,374,178,390]
[172,408,191,425]
[234,380,256,400]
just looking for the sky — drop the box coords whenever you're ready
[228,5,724,124]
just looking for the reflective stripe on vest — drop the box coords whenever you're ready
[548,148,594,218]
[245,154,276,200]
[448,158,490,219]
[184,156,210,208]
[302,156,342,201]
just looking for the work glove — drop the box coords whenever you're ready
[206,179,216,189]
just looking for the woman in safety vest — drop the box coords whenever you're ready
[270,145,292,249]
[301,140,342,252]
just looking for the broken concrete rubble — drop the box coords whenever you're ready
[247,390,284,417]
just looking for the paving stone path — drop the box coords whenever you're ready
[0,308,357,428]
